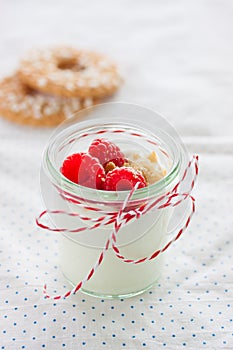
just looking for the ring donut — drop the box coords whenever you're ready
[18,47,122,98]
[0,74,94,127]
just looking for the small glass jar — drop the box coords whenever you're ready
[40,103,191,298]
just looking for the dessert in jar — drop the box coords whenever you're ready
[40,103,194,299]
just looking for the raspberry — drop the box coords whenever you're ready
[104,166,147,191]
[61,152,106,189]
[88,138,125,167]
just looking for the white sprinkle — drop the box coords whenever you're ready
[33,105,42,119]
[49,99,58,109]
[26,96,34,105]
[7,93,17,102]
[11,104,20,112]
[76,80,85,87]
[98,60,111,68]
[37,77,47,87]
[81,68,98,78]
[88,79,99,88]
[63,70,73,78]
[50,73,59,82]
[18,102,27,111]
[101,75,112,86]
[35,95,44,106]
[63,106,72,118]
[32,61,43,69]
[44,106,53,116]
[79,56,90,66]
[65,82,75,91]
[83,98,93,108]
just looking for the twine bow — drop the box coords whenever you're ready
[36,155,198,300]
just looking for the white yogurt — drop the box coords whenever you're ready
[59,205,172,297]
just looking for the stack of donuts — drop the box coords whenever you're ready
[0,47,122,126]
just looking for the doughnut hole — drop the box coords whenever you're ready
[57,58,86,72]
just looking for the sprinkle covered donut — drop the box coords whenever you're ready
[0,74,94,127]
[18,47,122,98]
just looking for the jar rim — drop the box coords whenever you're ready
[43,118,182,203]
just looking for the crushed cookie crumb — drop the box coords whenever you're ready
[148,151,158,163]
[124,151,166,185]
[104,161,116,173]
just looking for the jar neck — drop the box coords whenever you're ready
[43,120,182,205]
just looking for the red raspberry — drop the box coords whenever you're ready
[88,138,125,167]
[61,152,105,189]
[104,166,147,191]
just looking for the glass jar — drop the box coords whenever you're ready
[40,103,193,299]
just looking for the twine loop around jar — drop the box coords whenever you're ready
[36,154,198,300]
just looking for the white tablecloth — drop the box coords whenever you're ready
[0,1,233,349]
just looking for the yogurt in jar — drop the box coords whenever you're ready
[40,107,184,298]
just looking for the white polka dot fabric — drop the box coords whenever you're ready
[0,126,232,350]
[1,0,233,349]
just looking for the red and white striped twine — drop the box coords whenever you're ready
[37,154,198,300]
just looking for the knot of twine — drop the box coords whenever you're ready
[36,155,199,300]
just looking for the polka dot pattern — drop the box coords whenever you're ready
[0,121,233,349]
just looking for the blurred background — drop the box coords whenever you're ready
[1,0,233,142]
